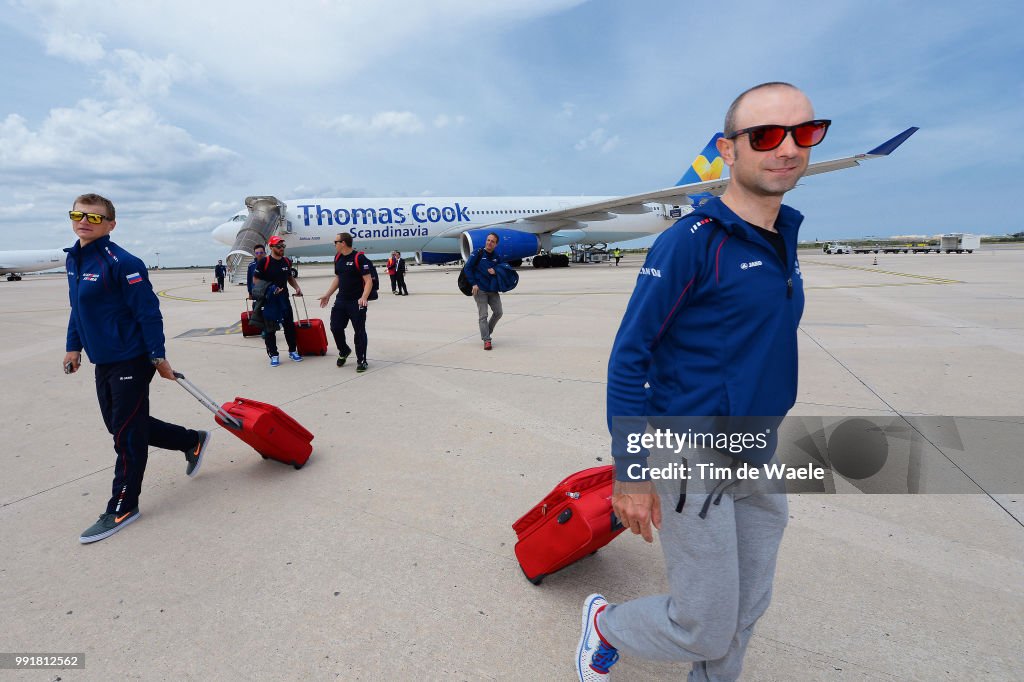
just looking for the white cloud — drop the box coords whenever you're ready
[316,111,426,136]
[44,29,105,63]
[0,100,237,191]
[574,128,620,154]
[18,0,588,90]
[433,114,466,129]
[100,50,204,99]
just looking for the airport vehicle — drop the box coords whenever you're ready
[823,242,853,254]
[939,233,980,253]
[852,242,944,254]
[0,248,65,281]
[212,128,919,280]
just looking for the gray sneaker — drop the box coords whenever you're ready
[185,430,212,477]
[80,508,139,544]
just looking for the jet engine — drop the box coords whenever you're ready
[415,251,462,265]
[460,228,540,261]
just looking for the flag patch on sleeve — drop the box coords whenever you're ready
[126,272,143,285]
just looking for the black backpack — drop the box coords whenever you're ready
[354,252,380,300]
[457,270,473,296]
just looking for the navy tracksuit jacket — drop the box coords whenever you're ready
[607,197,806,479]
[66,236,197,514]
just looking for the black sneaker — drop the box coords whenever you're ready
[80,508,139,544]
[337,348,352,367]
[356,361,368,373]
[185,430,212,477]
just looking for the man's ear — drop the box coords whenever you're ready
[716,136,735,167]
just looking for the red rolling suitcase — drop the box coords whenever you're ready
[292,295,328,356]
[175,373,314,469]
[212,282,219,292]
[512,465,625,585]
[241,299,261,337]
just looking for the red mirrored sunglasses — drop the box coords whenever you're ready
[726,119,831,152]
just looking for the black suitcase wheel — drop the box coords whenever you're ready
[260,455,268,459]
[293,462,303,470]
[519,563,545,585]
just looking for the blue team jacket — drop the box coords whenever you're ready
[247,259,258,296]
[65,235,166,365]
[607,197,805,474]
[463,248,502,292]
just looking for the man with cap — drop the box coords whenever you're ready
[252,235,303,367]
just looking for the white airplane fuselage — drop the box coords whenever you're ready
[0,249,66,278]
[212,195,671,259]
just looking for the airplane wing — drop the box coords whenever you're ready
[437,127,919,237]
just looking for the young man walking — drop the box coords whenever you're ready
[463,232,503,350]
[252,235,303,367]
[214,259,226,291]
[578,83,828,681]
[63,193,212,544]
[319,232,373,372]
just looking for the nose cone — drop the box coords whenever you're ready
[212,220,239,246]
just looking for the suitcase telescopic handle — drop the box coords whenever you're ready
[292,292,310,320]
[173,372,243,429]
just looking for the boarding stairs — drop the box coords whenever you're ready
[225,196,287,284]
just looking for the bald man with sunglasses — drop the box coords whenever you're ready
[577,83,826,681]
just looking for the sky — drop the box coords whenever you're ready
[1,0,1021,267]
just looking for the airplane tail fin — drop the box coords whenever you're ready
[675,133,724,185]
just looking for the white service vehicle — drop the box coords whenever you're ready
[823,242,853,254]
[939,233,980,253]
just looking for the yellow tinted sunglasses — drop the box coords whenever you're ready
[69,210,109,224]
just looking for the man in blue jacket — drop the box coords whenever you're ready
[63,193,212,544]
[576,83,828,681]
[463,232,503,350]
[246,244,265,298]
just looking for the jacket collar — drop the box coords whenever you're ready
[699,197,803,242]
[65,234,112,256]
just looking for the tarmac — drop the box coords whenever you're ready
[1,246,1022,681]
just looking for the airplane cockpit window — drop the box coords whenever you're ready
[232,214,246,222]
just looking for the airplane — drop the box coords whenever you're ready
[211,127,918,278]
[0,249,66,281]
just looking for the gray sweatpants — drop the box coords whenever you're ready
[599,451,788,681]
[474,290,502,341]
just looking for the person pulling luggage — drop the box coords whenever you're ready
[253,235,303,367]
[63,193,212,544]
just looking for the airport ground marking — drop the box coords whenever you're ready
[175,321,243,338]
[805,281,957,290]
[801,259,964,284]
[156,285,214,302]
